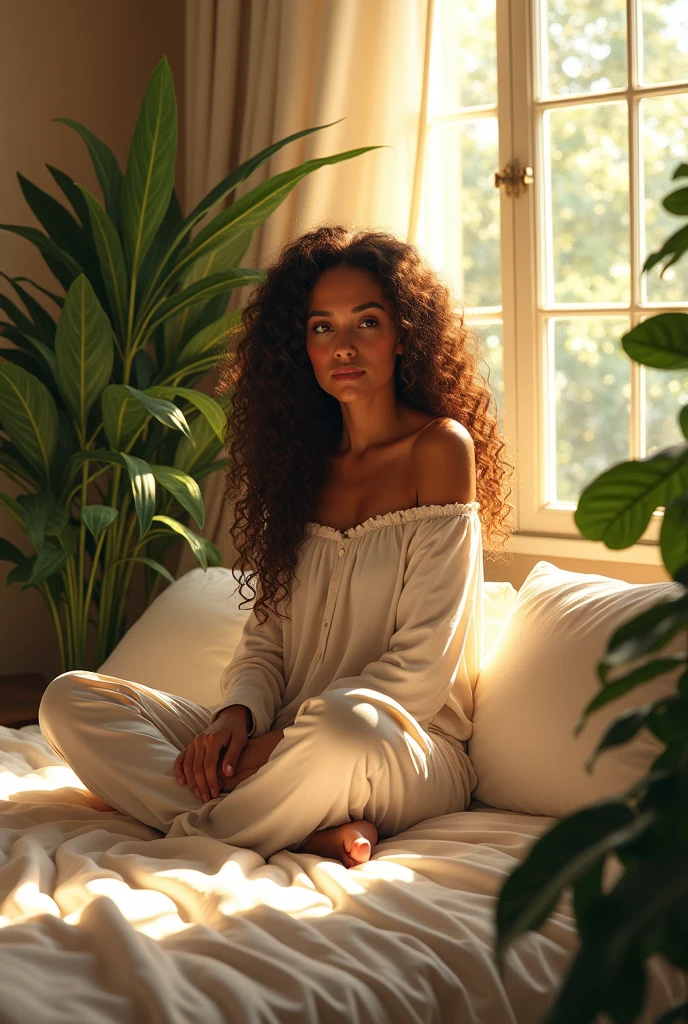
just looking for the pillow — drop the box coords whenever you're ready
[468,560,685,819]
[482,579,518,658]
[98,567,517,707]
[98,567,250,708]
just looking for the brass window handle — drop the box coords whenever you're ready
[494,160,534,197]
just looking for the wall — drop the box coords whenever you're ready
[0,0,186,680]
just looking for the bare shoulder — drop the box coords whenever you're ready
[411,417,476,506]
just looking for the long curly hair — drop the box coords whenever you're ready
[216,225,515,625]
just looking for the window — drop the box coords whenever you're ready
[417,0,688,564]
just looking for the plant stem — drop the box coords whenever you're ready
[96,464,123,664]
[81,528,107,658]
[78,460,88,654]
[40,581,66,674]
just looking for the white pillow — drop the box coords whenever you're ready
[99,567,517,707]
[469,560,685,819]
[98,567,250,708]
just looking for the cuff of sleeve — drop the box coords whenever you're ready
[210,696,264,737]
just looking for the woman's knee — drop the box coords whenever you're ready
[38,671,98,728]
[298,689,398,756]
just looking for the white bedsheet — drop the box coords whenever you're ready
[0,724,685,1024]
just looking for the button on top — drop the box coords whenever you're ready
[338,548,345,557]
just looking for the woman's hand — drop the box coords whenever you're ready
[175,704,251,802]
[218,729,285,795]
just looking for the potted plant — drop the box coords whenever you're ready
[0,55,383,672]
[494,162,688,1024]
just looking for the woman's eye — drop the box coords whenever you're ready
[312,317,378,334]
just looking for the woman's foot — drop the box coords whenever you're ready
[299,819,378,868]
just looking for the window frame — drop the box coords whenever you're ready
[485,0,685,565]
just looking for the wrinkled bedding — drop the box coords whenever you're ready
[0,724,685,1024]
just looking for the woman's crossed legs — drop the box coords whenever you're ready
[38,672,474,864]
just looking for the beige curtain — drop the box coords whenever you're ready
[176,0,434,577]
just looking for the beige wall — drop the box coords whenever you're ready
[484,551,672,590]
[0,0,185,680]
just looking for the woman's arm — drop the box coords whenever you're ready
[209,579,287,738]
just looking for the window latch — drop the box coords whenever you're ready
[494,159,534,198]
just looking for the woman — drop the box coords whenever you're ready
[39,226,513,868]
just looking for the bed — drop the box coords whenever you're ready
[1,563,685,1023]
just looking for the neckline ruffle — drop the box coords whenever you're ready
[304,501,480,541]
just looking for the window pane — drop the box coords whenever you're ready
[545,0,626,97]
[473,321,504,432]
[645,365,688,456]
[418,119,501,308]
[550,317,631,502]
[641,0,688,86]
[431,0,497,111]
[547,101,629,303]
[642,93,688,304]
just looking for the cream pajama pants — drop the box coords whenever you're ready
[38,671,477,861]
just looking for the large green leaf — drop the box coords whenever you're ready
[101,384,193,451]
[101,384,149,450]
[150,464,204,528]
[151,146,386,304]
[0,288,37,336]
[27,543,71,586]
[143,268,263,339]
[139,118,348,317]
[0,490,27,525]
[120,56,177,279]
[0,224,82,289]
[494,803,655,975]
[173,407,225,476]
[52,118,124,225]
[7,276,64,311]
[575,656,687,729]
[76,185,128,338]
[661,493,688,577]
[80,504,118,538]
[15,491,68,550]
[592,592,688,681]
[121,452,156,539]
[187,118,348,234]
[46,165,92,233]
[643,223,688,277]
[542,849,688,1018]
[1,327,56,375]
[574,445,688,548]
[621,313,688,370]
[151,513,220,571]
[113,554,175,585]
[0,537,26,564]
[55,275,114,436]
[146,385,225,442]
[16,171,97,276]
[0,272,56,346]
[162,234,250,361]
[0,362,59,484]
[172,311,243,376]
[663,185,688,216]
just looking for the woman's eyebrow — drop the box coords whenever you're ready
[307,301,386,319]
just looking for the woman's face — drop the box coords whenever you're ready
[305,265,402,401]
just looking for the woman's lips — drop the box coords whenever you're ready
[332,369,365,380]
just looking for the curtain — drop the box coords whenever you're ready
[176,0,434,577]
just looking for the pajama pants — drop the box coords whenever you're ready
[38,671,478,861]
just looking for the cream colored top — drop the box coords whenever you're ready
[210,501,484,751]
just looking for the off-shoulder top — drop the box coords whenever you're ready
[209,502,484,751]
